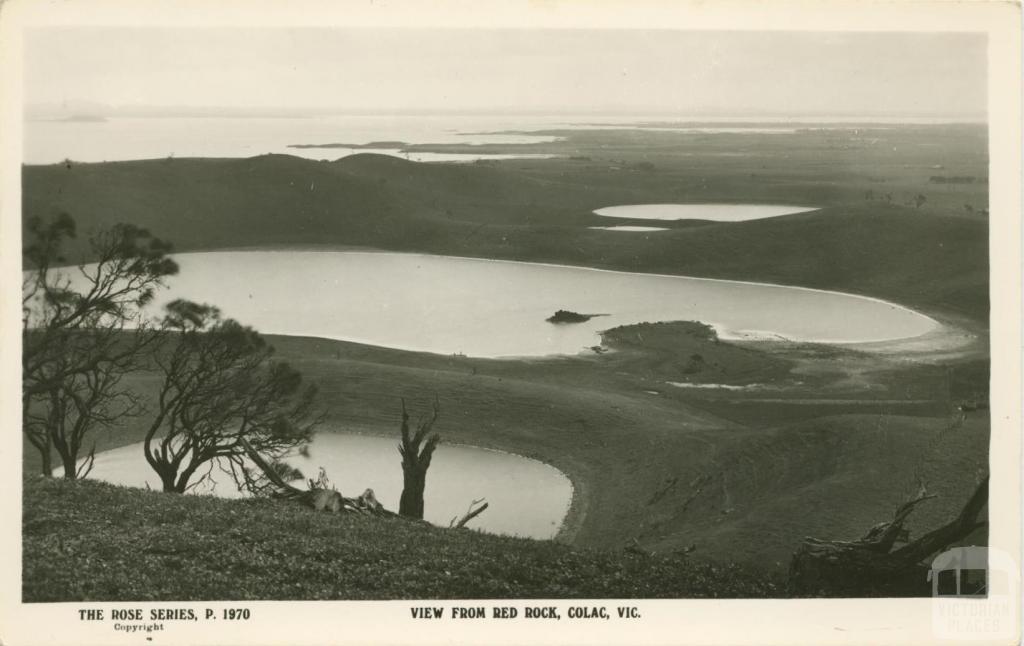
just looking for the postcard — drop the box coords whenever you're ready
[1,1,1020,644]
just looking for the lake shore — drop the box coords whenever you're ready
[135,249,945,358]
[24,318,989,566]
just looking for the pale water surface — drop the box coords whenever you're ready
[24,115,563,165]
[588,226,670,232]
[25,113,946,165]
[594,204,820,222]
[123,250,939,357]
[575,125,798,134]
[61,434,572,539]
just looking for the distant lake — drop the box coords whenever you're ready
[578,125,799,134]
[23,113,947,165]
[23,115,568,165]
[588,226,670,232]
[59,434,572,539]
[593,204,819,222]
[122,250,939,357]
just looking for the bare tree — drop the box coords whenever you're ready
[398,398,441,519]
[26,333,147,479]
[143,300,320,493]
[22,212,177,475]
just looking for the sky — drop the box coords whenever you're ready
[25,28,987,118]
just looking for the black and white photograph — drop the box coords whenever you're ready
[1,1,1021,644]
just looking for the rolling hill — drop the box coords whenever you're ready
[23,153,988,320]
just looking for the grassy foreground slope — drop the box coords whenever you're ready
[23,477,780,601]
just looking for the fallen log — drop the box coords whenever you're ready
[449,498,489,529]
[788,476,988,597]
[238,439,397,517]
[239,439,491,530]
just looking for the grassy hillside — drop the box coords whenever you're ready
[23,128,989,321]
[24,477,781,601]
[22,325,989,567]
[313,124,990,219]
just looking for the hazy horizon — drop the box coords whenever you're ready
[25,28,987,121]
[26,106,988,122]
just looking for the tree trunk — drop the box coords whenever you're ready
[26,423,54,476]
[159,469,180,493]
[38,447,52,477]
[399,470,427,519]
[60,453,78,480]
[50,418,79,479]
[173,461,204,494]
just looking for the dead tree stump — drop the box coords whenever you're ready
[398,398,441,520]
[789,476,988,597]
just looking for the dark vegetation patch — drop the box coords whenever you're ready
[599,321,791,385]
[290,141,407,149]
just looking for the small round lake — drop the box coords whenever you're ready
[64,434,572,539]
[135,251,937,357]
[593,204,819,222]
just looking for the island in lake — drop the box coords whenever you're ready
[546,309,607,324]
[289,141,408,149]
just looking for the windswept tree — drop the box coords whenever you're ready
[143,300,320,493]
[398,398,441,519]
[25,340,145,479]
[22,212,177,475]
